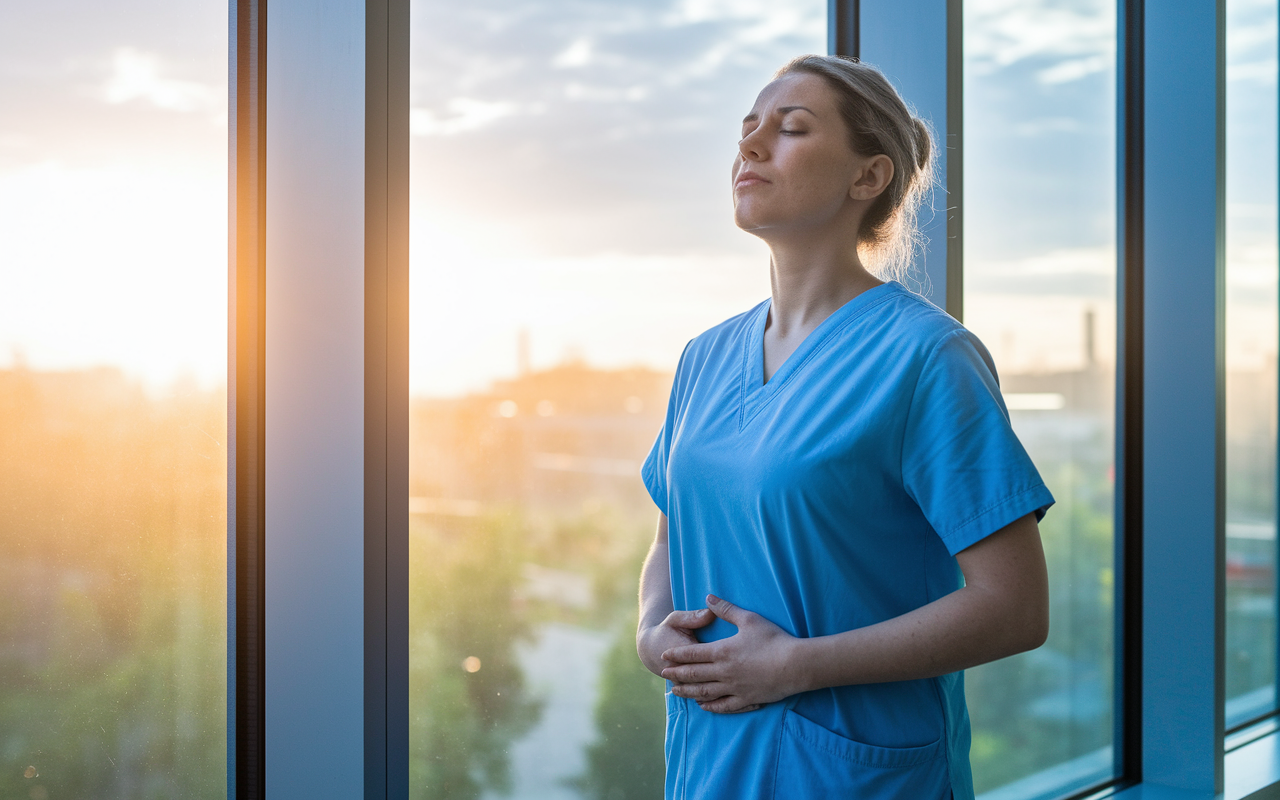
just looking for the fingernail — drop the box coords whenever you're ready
[707,593,721,606]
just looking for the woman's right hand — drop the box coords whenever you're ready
[637,608,715,678]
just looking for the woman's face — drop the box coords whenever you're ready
[732,72,887,238]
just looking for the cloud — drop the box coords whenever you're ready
[980,246,1115,278]
[661,0,819,37]
[563,82,649,102]
[412,0,823,114]
[101,48,220,114]
[656,0,822,79]
[1230,57,1279,84]
[1037,54,1109,85]
[1226,5,1277,86]
[966,0,1114,85]
[411,97,533,136]
[964,247,1117,297]
[1011,117,1083,137]
[554,38,593,68]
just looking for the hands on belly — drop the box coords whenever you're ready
[638,607,714,676]
[660,594,803,714]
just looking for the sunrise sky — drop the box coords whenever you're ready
[0,0,1274,394]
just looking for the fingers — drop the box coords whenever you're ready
[663,642,716,664]
[670,681,731,701]
[699,697,763,714]
[706,594,755,627]
[661,662,720,683]
[665,608,715,630]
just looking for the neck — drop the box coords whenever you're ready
[765,233,881,338]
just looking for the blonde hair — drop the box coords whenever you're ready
[774,55,935,284]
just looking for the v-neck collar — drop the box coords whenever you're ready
[739,281,900,430]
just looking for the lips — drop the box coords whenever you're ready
[735,170,769,188]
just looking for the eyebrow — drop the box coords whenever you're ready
[742,105,818,124]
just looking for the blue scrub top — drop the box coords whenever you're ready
[641,281,1054,800]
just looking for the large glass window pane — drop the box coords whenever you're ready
[963,1,1118,795]
[408,3,822,796]
[0,2,227,797]
[1225,0,1279,729]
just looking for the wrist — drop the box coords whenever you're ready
[782,635,814,696]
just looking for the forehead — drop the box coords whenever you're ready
[747,72,837,117]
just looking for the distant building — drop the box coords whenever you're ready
[410,363,672,516]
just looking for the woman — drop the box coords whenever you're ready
[636,55,1053,800]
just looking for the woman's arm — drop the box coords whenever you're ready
[636,513,720,678]
[660,512,1049,713]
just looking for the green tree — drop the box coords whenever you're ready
[577,618,666,800]
[967,451,1115,793]
[0,368,226,799]
[409,511,541,799]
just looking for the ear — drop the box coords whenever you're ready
[849,154,894,201]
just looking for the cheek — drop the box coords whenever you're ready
[786,152,853,200]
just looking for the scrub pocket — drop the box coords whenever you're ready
[773,709,950,800]
[665,692,687,800]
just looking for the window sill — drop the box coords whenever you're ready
[1100,725,1280,800]
[1226,725,1280,800]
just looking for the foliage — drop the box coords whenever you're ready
[7,361,1275,800]
[409,511,541,798]
[575,616,666,800]
[408,502,656,799]
[0,368,226,799]
[967,444,1115,793]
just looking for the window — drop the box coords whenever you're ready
[963,0,1118,795]
[9,1,1280,797]
[406,1,823,795]
[1225,0,1279,730]
[0,2,227,797]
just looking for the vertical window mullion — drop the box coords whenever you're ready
[1116,0,1144,788]
[1140,0,1226,792]
[828,0,859,60]
[364,0,411,794]
[229,0,268,795]
[232,0,410,795]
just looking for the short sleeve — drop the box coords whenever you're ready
[641,343,690,517]
[902,328,1055,556]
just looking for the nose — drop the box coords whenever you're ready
[738,127,766,162]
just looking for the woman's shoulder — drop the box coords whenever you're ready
[875,283,999,379]
[876,282,965,340]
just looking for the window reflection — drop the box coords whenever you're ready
[407,1,822,795]
[963,0,1118,795]
[1225,0,1279,729]
[0,1,228,797]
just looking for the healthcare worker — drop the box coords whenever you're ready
[636,55,1053,800]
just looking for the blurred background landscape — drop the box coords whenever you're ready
[0,0,1276,798]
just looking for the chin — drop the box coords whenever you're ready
[732,206,772,234]
[733,211,783,238]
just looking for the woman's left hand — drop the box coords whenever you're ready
[660,594,805,714]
